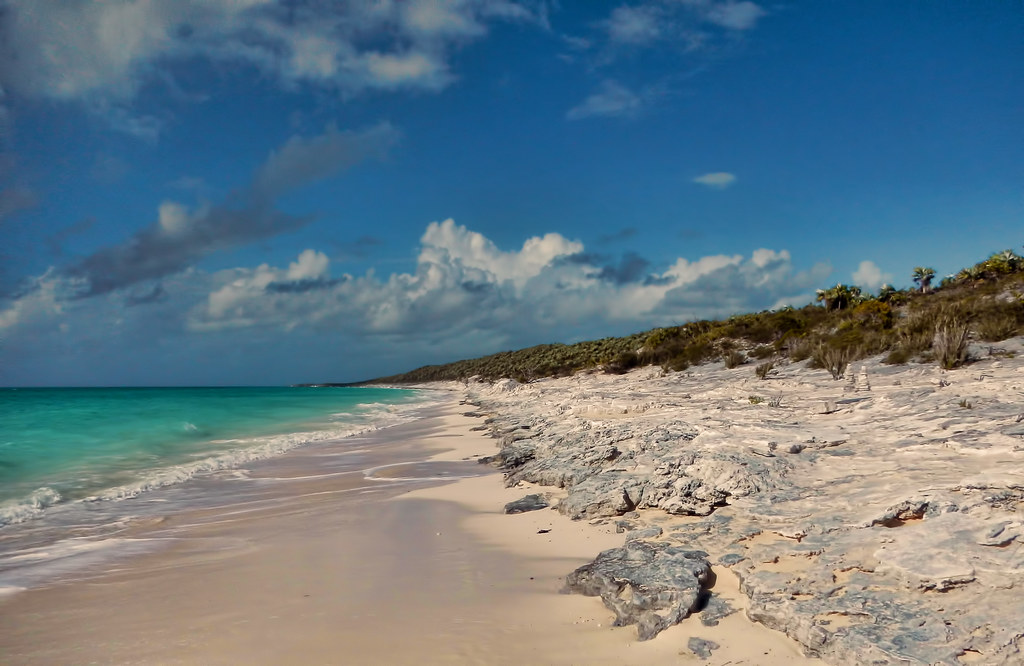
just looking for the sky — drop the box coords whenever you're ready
[0,1,1021,386]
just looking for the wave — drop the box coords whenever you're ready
[0,487,62,528]
[0,395,440,529]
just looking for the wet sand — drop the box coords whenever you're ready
[0,403,821,665]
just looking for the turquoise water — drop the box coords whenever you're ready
[0,386,421,526]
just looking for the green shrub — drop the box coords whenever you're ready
[852,299,894,329]
[749,344,774,359]
[748,395,765,405]
[974,312,1018,342]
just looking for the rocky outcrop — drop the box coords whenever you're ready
[467,339,1024,664]
[563,539,712,640]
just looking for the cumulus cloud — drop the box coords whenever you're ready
[183,219,827,339]
[1,218,832,383]
[63,122,398,297]
[852,260,893,291]
[0,0,545,116]
[567,80,643,120]
[692,172,736,189]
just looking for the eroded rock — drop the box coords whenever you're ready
[564,540,712,640]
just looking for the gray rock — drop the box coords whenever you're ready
[699,594,736,627]
[557,475,639,519]
[624,525,663,542]
[688,637,720,659]
[503,494,549,514]
[563,540,712,641]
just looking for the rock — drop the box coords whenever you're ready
[557,475,639,519]
[699,594,736,627]
[564,540,712,641]
[856,366,871,392]
[718,552,745,566]
[503,494,549,514]
[688,637,720,659]
[624,525,663,542]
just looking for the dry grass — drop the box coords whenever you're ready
[933,319,971,369]
[812,344,852,380]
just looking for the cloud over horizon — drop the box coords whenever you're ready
[1,217,831,384]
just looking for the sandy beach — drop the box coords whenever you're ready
[0,403,820,665]
[5,336,1023,664]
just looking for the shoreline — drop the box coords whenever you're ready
[0,400,820,665]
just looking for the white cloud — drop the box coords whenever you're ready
[360,51,452,90]
[182,220,826,337]
[605,5,662,45]
[699,1,767,30]
[419,218,583,288]
[692,172,736,189]
[852,260,893,291]
[0,0,545,124]
[567,80,643,120]
[286,250,330,282]
[1,220,832,382]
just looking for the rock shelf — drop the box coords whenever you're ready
[463,339,1024,664]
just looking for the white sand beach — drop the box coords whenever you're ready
[3,338,1023,664]
[0,404,819,665]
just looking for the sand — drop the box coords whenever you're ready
[0,405,821,665]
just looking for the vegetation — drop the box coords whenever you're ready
[370,247,1024,384]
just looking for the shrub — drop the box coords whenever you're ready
[852,300,894,329]
[724,350,746,369]
[959,399,973,409]
[974,312,1018,342]
[604,351,641,374]
[748,395,765,405]
[788,336,814,362]
[933,318,970,369]
[749,344,774,359]
[665,355,690,372]
[812,344,851,380]
[755,360,775,380]
[768,395,783,408]
[883,347,912,365]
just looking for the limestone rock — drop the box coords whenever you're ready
[503,494,549,514]
[563,540,712,640]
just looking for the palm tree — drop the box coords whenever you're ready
[816,283,862,311]
[912,267,935,293]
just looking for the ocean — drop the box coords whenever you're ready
[0,386,434,592]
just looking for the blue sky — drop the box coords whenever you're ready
[0,0,1021,386]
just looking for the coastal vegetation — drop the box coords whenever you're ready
[372,248,1024,384]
